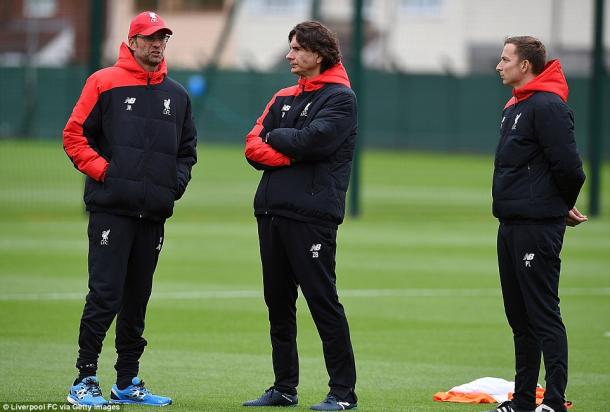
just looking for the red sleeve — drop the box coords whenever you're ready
[63,74,109,181]
[244,92,291,168]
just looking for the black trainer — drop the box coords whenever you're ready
[310,394,356,411]
[486,401,534,412]
[242,387,298,407]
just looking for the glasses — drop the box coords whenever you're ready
[135,34,170,43]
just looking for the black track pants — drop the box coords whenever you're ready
[257,216,357,403]
[76,212,163,384]
[497,221,567,412]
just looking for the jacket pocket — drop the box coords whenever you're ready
[84,177,101,204]
[104,157,117,179]
[310,164,328,195]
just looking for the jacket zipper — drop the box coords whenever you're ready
[140,73,153,218]
[311,166,316,196]
[527,163,534,200]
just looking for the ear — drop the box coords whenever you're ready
[316,55,323,65]
[128,37,137,50]
[521,59,530,73]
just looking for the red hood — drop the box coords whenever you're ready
[504,59,569,109]
[114,42,167,84]
[297,62,351,93]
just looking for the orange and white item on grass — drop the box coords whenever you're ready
[433,377,560,406]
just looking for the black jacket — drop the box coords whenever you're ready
[64,43,197,221]
[493,60,585,221]
[245,63,357,227]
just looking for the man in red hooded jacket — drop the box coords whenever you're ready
[486,36,586,412]
[63,11,197,407]
[243,21,357,411]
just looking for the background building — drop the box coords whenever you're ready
[2,0,609,73]
[0,0,608,155]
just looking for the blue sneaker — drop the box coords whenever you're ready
[110,377,172,406]
[67,376,109,406]
[310,394,357,410]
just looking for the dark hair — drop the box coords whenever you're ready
[289,21,341,72]
[504,36,547,75]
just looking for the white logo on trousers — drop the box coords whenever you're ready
[523,252,535,267]
[100,229,110,246]
[310,243,321,258]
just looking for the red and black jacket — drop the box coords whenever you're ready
[245,63,357,227]
[63,43,197,221]
[493,60,585,221]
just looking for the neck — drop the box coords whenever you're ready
[301,68,321,80]
[136,58,159,73]
[513,73,536,89]
[142,64,159,72]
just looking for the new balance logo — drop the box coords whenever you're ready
[100,229,110,246]
[500,116,505,128]
[124,97,136,111]
[310,243,321,258]
[523,252,535,267]
[512,113,522,130]
[281,104,291,118]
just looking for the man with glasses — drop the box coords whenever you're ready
[63,11,197,406]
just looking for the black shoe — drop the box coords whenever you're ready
[310,394,356,411]
[486,401,534,412]
[535,405,557,412]
[242,387,298,407]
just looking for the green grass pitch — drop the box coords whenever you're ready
[0,140,609,411]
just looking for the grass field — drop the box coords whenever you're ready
[0,140,609,411]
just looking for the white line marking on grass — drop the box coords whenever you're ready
[0,292,86,301]
[604,332,610,338]
[0,287,608,302]
[341,287,610,298]
[154,290,261,299]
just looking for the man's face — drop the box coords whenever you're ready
[496,43,528,88]
[286,36,322,79]
[128,31,169,71]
